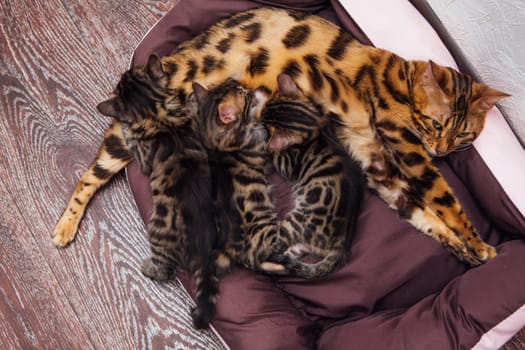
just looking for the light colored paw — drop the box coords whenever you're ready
[476,243,497,261]
[52,217,77,247]
[487,245,497,259]
[259,261,286,272]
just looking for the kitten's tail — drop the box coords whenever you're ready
[190,256,219,329]
[190,251,232,329]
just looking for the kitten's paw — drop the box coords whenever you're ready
[140,258,172,281]
[52,214,79,247]
[259,261,287,273]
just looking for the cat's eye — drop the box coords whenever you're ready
[456,132,470,138]
[432,120,443,130]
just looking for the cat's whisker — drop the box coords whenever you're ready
[453,144,473,153]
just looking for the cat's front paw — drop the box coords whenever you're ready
[52,212,79,247]
[446,241,483,267]
[473,242,497,262]
[140,257,173,280]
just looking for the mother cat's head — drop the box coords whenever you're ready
[411,60,509,156]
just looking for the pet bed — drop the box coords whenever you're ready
[125,0,525,348]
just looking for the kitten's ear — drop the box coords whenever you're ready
[145,54,165,80]
[192,82,208,104]
[267,132,291,151]
[277,74,300,98]
[96,98,118,118]
[472,85,510,112]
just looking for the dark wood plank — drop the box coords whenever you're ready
[60,0,180,78]
[503,328,525,350]
[0,0,224,348]
[0,182,94,349]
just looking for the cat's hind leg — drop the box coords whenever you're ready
[52,121,133,247]
[265,244,346,278]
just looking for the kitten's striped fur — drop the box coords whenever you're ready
[193,77,362,278]
[261,74,363,277]
[93,55,220,329]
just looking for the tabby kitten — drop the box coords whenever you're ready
[191,78,282,274]
[54,8,508,266]
[260,74,364,278]
[96,55,219,329]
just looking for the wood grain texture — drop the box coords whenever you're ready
[503,328,525,350]
[0,0,224,348]
[0,182,93,350]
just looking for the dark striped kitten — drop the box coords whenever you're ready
[261,74,364,278]
[96,55,219,329]
[192,79,282,273]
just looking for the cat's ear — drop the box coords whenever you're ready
[96,98,118,118]
[268,131,291,151]
[472,85,510,112]
[192,82,208,104]
[277,74,300,98]
[145,54,165,80]
[419,60,446,93]
[218,104,238,125]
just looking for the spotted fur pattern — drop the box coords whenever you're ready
[54,8,508,266]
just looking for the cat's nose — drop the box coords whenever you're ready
[218,105,238,125]
[424,142,439,157]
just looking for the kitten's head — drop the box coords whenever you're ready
[411,60,509,156]
[261,74,326,151]
[96,55,190,127]
[192,79,268,152]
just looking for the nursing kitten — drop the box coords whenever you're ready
[54,8,508,266]
[96,55,219,329]
[261,74,363,277]
[192,78,281,273]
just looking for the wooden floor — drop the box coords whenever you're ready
[0,0,523,349]
[0,0,224,348]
